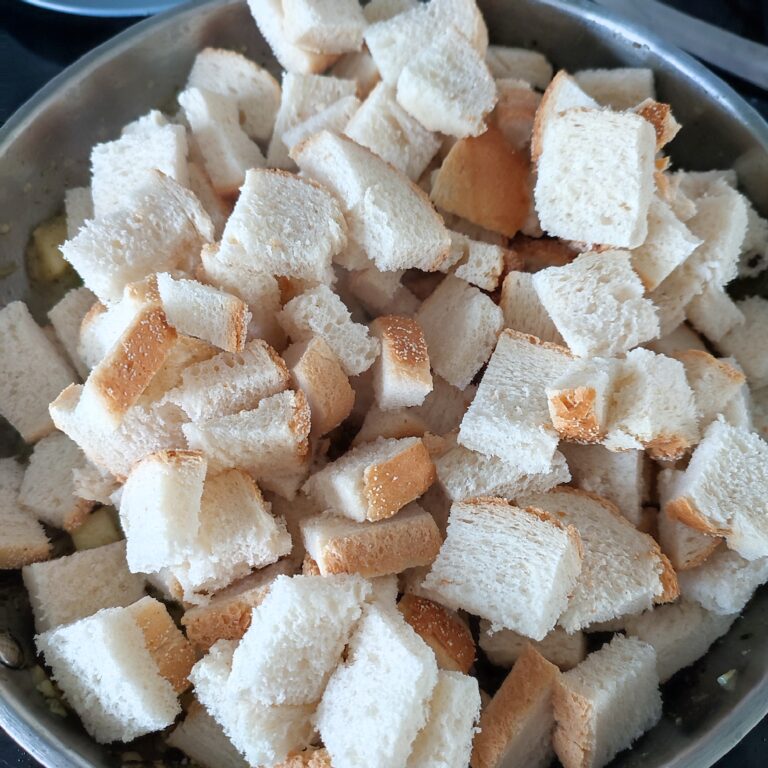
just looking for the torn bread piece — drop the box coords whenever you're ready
[486,45,553,88]
[500,271,563,345]
[346,267,421,317]
[633,99,680,150]
[447,232,507,292]
[48,286,96,378]
[329,49,380,97]
[685,282,745,344]
[282,0,366,54]
[718,296,768,388]
[574,68,654,110]
[490,78,541,151]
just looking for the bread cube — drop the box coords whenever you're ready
[48,286,96,378]
[448,232,506,291]
[686,283,745,344]
[486,45,552,87]
[718,296,768,388]
[478,621,586,671]
[282,0,366,54]
[346,267,420,317]
[574,68,654,109]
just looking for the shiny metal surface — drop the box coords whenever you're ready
[0,1,767,766]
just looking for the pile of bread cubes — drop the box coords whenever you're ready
[2,0,768,766]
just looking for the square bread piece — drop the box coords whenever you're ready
[685,282,745,344]
[448,232,507,292]
[346,267,420,317]
[303,436,435,522]
[282,0,366,54]
[718,296,768,388]
[422,498,583,639]
[500,271,564,345]
[485,46,553,88]
[48,286,96,378]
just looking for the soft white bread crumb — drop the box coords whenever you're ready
[624,601,736,682]
[65,186,93,239]
[187,47,281,142]
[317,602,439,768]
[48,286,96,378]
[186,161,232,240]
[533,250,659,357]
[458,330,571,472]
[363,0,417,23]
[479,621,586,671]
[216,169,346,284]
[346,267,420,317]
[517,489,676,633]
[279,284,380,376]
[574,68,654,109]
[281,94,362,155]
[448,232,506,291]
[0,301,76,443]
[553,635,661,768]
[329,50,381,98]
[292,131,451,272]
[485,46,553,89]
[18,432,91,531]
[303,436,435,522]
[22,541,145,632]
[686,283,745,343]
[423,498,583,638]
[281,0,366,54]
[396,27,497,139]
[646,322,706,356]
[471,644,560,768]
[500,271,564,345]
[417,274,503,390]
[72,461,120,506]
[718,296,768,388]
[490,78,541,151]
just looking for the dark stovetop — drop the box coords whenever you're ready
[0,0,767,766]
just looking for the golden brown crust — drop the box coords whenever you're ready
[491,83,541,151]
[673,349,747,386]
[224,294,250,353]
[531,70,572,164]
[275,748,332,768]
[371,315,430,368]
[0,540,51,569]
[665,496,724,535]
[500,328,573,359]
[654,549,680,603]
[645,434,692,462]
[62,497,97,533]
[398,594,476,674]
[289,389,312,459]
[552,677,594,768]
[79,300,107,336]
[508,234,577,273]
[547,386,603,443]
[634,99,680,151]
[302,555,322,575]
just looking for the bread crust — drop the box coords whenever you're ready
[507,234,576,272]
[371,315,430,371]
[552,676,594,768]
[548,386,602,443]
[0,540,51,569]
[634,99,680,151]
[665,495,724,536]
[225,295,250,353]
[531,70,572,164]
[645,433,692,462]
[275,748,332,768]
[500,328,573,358]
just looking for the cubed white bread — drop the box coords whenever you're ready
[624,601,737,683]
[663,419,768,560]
[396,27,496,138]
[485,46,553,89]
[0,301,76,443]
[370,315,432,409]
[646,323,707,356]
[0,458,50,569]
[447,232,506,292]
[435,438,570,502]
[329,50,381,97]
[458,330,571,472]
[167,700,248,768]
[303,436,435,522]
[490,78,541,151]
[533,250,659,358]
[478,621,586,671]
[560,444,649,527]
[677,547,768,615]
[187,161,231,240]
[72,461,120,506]
[346,269,421,321]
[363,0,417,22]
[283,337,354,435]
[471,644,560,768]
[405,670,480,768]
[364,0,488,85]
[119,450,207,574]
[65,186,93,239]
[61,171,213,304]
[517,489,677,633]
[48,287,96,378]
[280,95,362,156]
[183,390,311,493]
[181,559,297,651]
[721,367,753,431]
[36,597,194,743]
[553,635,661,768]
[22,541,145,633]
[534,108,656,248]
[718,296,768,388]
[352,405,428,444]
[187,48,281,142]
[317,601,439,768]
[279,284,380,376]
[739,199,768,277]
[345,82,440,180]
[300,502,441,577]
[228,573,369,706]
[281,0,366,54]
[573,68,654,110]
[166,339,290,421]
[686,283,745,344]
[630,196,702,291]
[416,274,503,390]
[500,271,564,345]
[199,244,286,350]
[423,498,583,638]
[90,116,188,219]
[215,169,346,284]
[413,375,475,435]
[18,432,91,531]
[292,131,451,272]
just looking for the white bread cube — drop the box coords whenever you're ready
[65,186,93,239]
[458,330,571,472]
[216,169,347,284]
[396,27,497,138]
[491,78,542,151]
[500,271,563,345]
[61,171,214,304]
[417,274,503,390]
[286,95,365,154]
[686,282,745,344]
[48,286,96,378]
[346,267,420,316]
[22,541,145,632]
[370,315,432,409]
[534,108,656,248]
[352,405,428,445]
[187,161,231,240]
[624,602,736,682]
[447,232,506,292]
[18,432,91,531]
[405,670,480,768]
[646,322,707,356]
[317,602,439,768]
[412,375,475,435]
[282,0,366,54]
[72,461,120,506]
[718,296,768,388]
[423,498,583,638]
[478,621,587,671]
[303,436,435,522]
[345,83,440,180]
[293,131,451,272]
[187,48,281,142]
[574,68,654,109]
[472,644,560,768]
[0,301,76,443]
[300,502,442,577]
[329,50,380,97]
[517,489,677,632]
[553,635,661,768]
[533,250,659,357]
[279,284,380,376]
[486,46,553,88]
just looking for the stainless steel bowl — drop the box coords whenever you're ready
[1,1,767,765]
